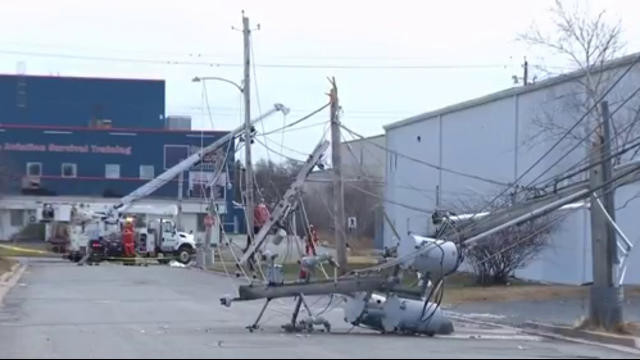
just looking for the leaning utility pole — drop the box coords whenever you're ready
[243,13,255,242]
[330,78,348,274]
[588,100,623,330]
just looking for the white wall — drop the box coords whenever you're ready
[0,209,26,241]
[384,116,439,246]
[384,64,640,284]
[342,135,386,180]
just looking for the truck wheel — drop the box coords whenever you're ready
[176,246,193,264]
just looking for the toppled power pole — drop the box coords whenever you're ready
[588,100,623,330]
[329,78,348,274]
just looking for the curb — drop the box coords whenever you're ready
[0,263,27,305]
[523,321,640,350]
[0,263,20,283]
[450,313,640,356]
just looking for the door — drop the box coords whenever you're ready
[160,220,177,251]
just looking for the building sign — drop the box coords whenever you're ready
[188,145,227,171]
[189,171,228,188]
[347,217,357,231]
[189,171,227,199]
[1,142,132,156]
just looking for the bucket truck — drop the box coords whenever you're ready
[38,104,290,264]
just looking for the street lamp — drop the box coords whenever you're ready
[192,76,244,94]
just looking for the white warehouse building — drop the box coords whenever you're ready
[383,53,640,285]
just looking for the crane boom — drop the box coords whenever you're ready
[113,104,289,214]
[240,140,330,264]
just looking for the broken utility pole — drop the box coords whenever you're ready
[588,100,624,330]
[330,78,348,275]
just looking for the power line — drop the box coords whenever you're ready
[172,104,415,116]
[525,83,640,190]
[340,125,512,187]
[260,103,330,136]
[261,135,312,157]
[549,135,640,195]
[276,120,329,134]
[454,53,640,231]
[0,49,520,70]
[0,42,576,70]
[249,32,272,164]
[253,137,306,163]
[340,130,436,203]
[346,182,435,215]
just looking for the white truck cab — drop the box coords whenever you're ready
[139,218,195,264]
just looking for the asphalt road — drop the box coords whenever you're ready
[0,258,635,359]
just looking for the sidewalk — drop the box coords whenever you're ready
[445,295,640,327]
[446,291,640,351]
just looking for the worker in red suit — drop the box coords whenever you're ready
[122,219,136,258]
[243,198,271,272]
[306,224,320,256]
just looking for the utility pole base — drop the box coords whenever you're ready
[588,286,624,330]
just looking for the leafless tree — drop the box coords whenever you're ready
[446,193,559,285]
[250,157,381,250]
[519,0,640,166]
[465,216,557,285]
[459,200,558,285]
[254,158,303,207]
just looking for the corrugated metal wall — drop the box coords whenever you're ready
[384,65,640,285]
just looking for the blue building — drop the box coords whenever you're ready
[0,74,165,129]
[0,74,244,234]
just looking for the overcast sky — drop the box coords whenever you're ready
[1,0,639,161]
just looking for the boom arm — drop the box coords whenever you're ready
[112,104,290,214]
[240,140,330,265]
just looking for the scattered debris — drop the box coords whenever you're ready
[169,261,187,268]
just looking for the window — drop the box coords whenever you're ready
[197,213,206,232]
[10,210,24,227]
[61,163,77,178]
[105,164,120,179]
[26,162,42,177]
[164,145,189,169]
[139,165,154,180]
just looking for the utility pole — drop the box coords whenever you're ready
[588,100,623,330]
[523,57,529,86]
[243,12,255,244]
[330,78,347,274]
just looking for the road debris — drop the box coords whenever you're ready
[169,260,187,268]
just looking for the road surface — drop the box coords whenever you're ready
[0,258,635,359]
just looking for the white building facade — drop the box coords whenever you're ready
[384,53,640,285]
[0,195,230,245]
